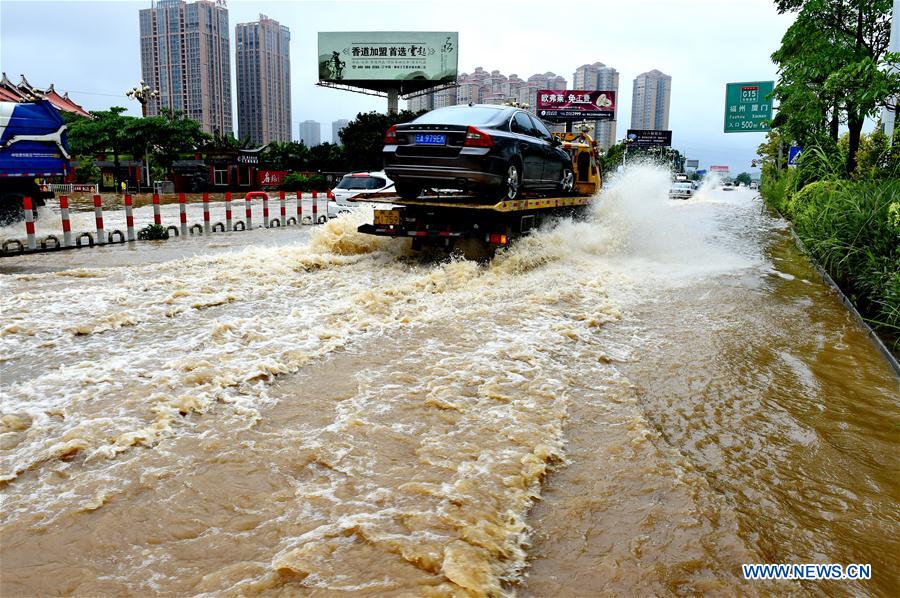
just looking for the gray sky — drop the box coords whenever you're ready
[2,0,804,172]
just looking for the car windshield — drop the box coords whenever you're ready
[413,106,507,126]
[336,175,385,190]
[673,183,692,189]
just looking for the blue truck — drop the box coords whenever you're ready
[0,99,70,223]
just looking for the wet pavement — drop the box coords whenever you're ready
[1,167,897,596]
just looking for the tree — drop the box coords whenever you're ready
[126,112,208,174]
[339,109,424,171]
[262,141,311,172]
[66,106,130,189]
[772,0,899,173]
[735,172,752,186]
[307,142,346,172]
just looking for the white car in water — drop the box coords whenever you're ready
[330,171,396,211]
[668,182,694,200]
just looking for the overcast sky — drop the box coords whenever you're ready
[1,0,812,172]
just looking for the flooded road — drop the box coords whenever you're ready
[1,167,897,596]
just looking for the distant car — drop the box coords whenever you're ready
[383,104,574,201]
[750,181,759,189]
[722,183,735,192]
[331,171,395,209]
[669,182,694,200]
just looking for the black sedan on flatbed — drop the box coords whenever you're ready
[383,104,575,201]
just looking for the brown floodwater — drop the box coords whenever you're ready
[1,167,897,597]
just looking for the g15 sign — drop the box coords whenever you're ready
[537,90,616,121]
[724,81,774,133]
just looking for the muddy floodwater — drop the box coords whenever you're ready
[1,167,897,597]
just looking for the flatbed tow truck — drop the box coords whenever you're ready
[355,130,601,255]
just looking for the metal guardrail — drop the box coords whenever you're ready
[0,190,336,258]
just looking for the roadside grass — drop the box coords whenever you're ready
[762,171,900,350]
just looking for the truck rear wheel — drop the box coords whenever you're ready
[0,193,25,226]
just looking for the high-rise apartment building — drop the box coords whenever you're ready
[573,62,619,149]
[298,120,321,147]
[235,14,291,145]
[139,0,232,134]
[630,69,671,131]
[332,119,350,145]
[404,67,567,119]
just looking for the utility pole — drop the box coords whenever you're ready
[883,0,899,138]
[126,81,159,190]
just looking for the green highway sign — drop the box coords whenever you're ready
[724,81,774,133]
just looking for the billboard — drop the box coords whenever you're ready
[318,32,458,95]
[626,129,672,148]
[724,81,774,133]
[710,165,730,173]
[536,90,616,121]
[685,159,700,169]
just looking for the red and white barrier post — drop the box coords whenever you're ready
[262,192,270,228]
[178,193,187,237]
[312,190,318,224]
[93,194,106,244]
[23,196,36,250]
[59,194,73,247]
[225,192,233,231]
[296,191,303,225]
[152,193,161,225]
[279,191,286,226]
[124,194,136,241]
[202,193,211,234]
[245,193,253,229]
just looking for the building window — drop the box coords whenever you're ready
[214,166,228,185]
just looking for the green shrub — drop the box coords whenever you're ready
[280,173,330,192]
[792,179,900,335]
[137,224,169,241]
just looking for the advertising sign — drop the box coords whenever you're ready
[686,159,700,169]
[788,145,803,167]
[257,170,288,187]
[724,81,774,133]
[536,90,616,121]
[318,32,458,94]
[626,129,672,148]
[710,165,730,173]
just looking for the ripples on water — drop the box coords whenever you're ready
[1,165,897,596]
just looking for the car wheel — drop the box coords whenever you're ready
[559,168,575,195]
[497,162,521,201]
[395,182,421,200]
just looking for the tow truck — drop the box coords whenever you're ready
[355,129,601,256]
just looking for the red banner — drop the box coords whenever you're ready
[257,170,288,187]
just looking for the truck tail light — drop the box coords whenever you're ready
[384,125,398,144]
[464,126,493,148]
[488,233,508,245]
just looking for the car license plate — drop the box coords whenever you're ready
[374,209,401,226]
[414,133,446,145]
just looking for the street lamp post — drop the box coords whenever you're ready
[125,81,159,190]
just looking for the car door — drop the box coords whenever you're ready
[510,111,543,185]
[529,115,563,185]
